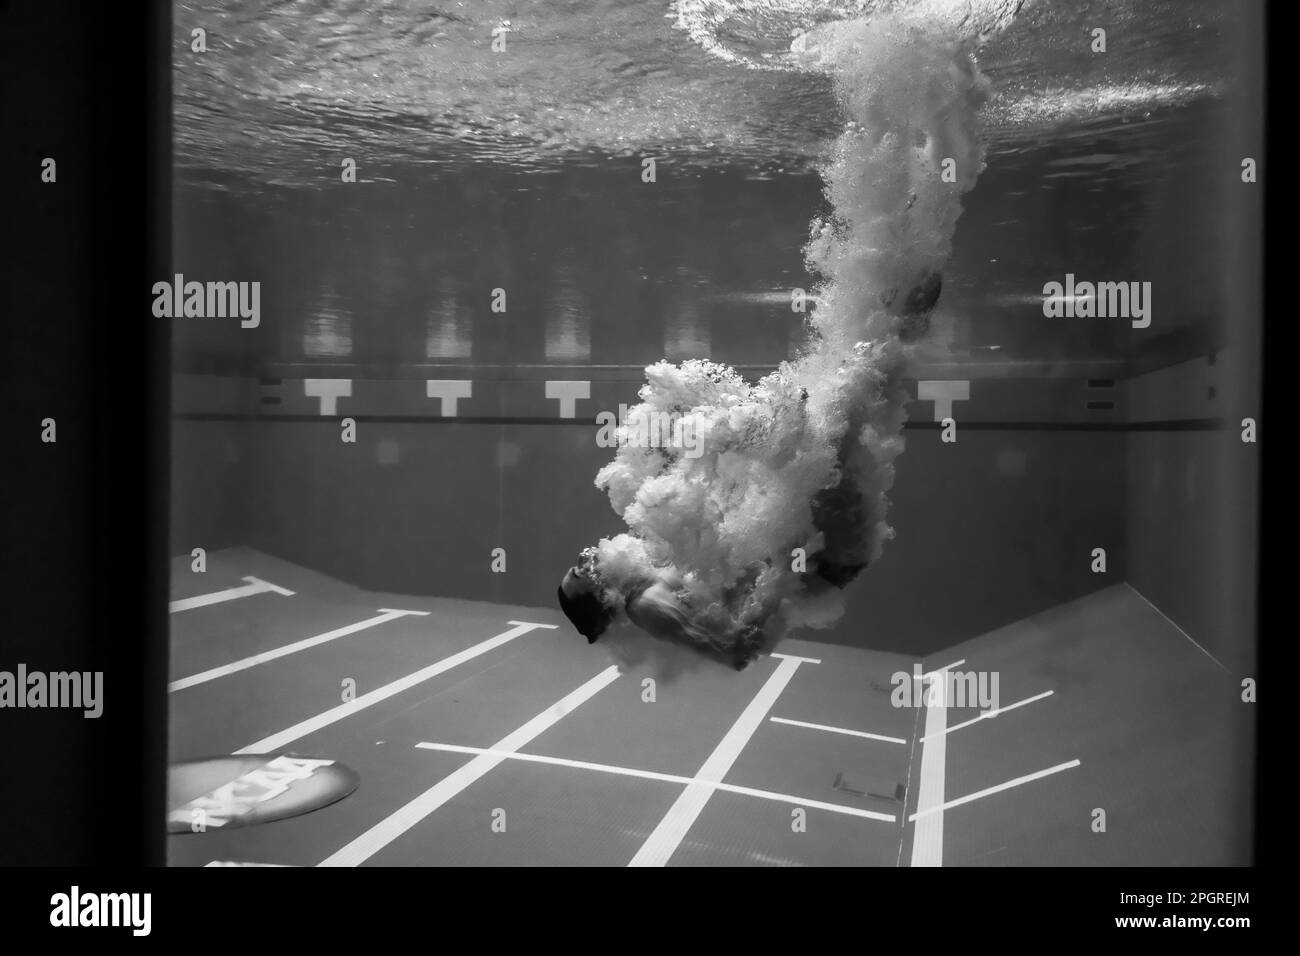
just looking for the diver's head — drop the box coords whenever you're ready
[557,565,615,644]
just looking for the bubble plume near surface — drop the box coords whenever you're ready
[580,14,990,669]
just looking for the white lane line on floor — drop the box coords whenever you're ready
[415,743,896,823]
[628,654,811,867]
[169,608,431,692]
[203,861,293,867]
[920,690,1055,742]
[318,666,621,867]
[237,620,556,755]
[1126,582,1229,673]
[168,576,294,614]
[909,759,1082,822]
[910,673,949,867]
[769,716,907,745]
[922,658,965,679]
[770,652,822,664]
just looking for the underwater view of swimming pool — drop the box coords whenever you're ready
[165,0,1261,867]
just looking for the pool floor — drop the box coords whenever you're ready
[166,548,1251,866]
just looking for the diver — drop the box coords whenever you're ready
[557,269,942,670]
[558,555,765,671]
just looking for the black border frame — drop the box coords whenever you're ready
[0,0,1276,931]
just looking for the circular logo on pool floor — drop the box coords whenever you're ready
[167,754,359,833]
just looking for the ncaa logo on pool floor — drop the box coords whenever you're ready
[167,754,360,833]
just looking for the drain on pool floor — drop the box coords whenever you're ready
[833,771,905,804]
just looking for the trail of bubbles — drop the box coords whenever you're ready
[577,14,990,670]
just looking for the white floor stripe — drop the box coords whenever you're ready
[922,658,965,679]
[203,861,292,867]
[168,576,294,614]
[909,760,1081,822]
[169,608,430,692]
[628,654,811,867]
[318,666,621,867]
[770,652,822,664]
[770,716,907,745]
[416,743,897,823]
[237,620,556,755]
[910,673,948,866]
[921,690,1055,742]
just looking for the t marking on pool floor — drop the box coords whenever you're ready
[168,575,295,614]
[907,664,1076,865]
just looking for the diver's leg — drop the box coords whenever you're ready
[805,387,880,589]
[808,467,871,588]
[897,270,942,341]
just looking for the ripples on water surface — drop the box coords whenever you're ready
[172,0,1256,375]
[175,0,1232,184]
